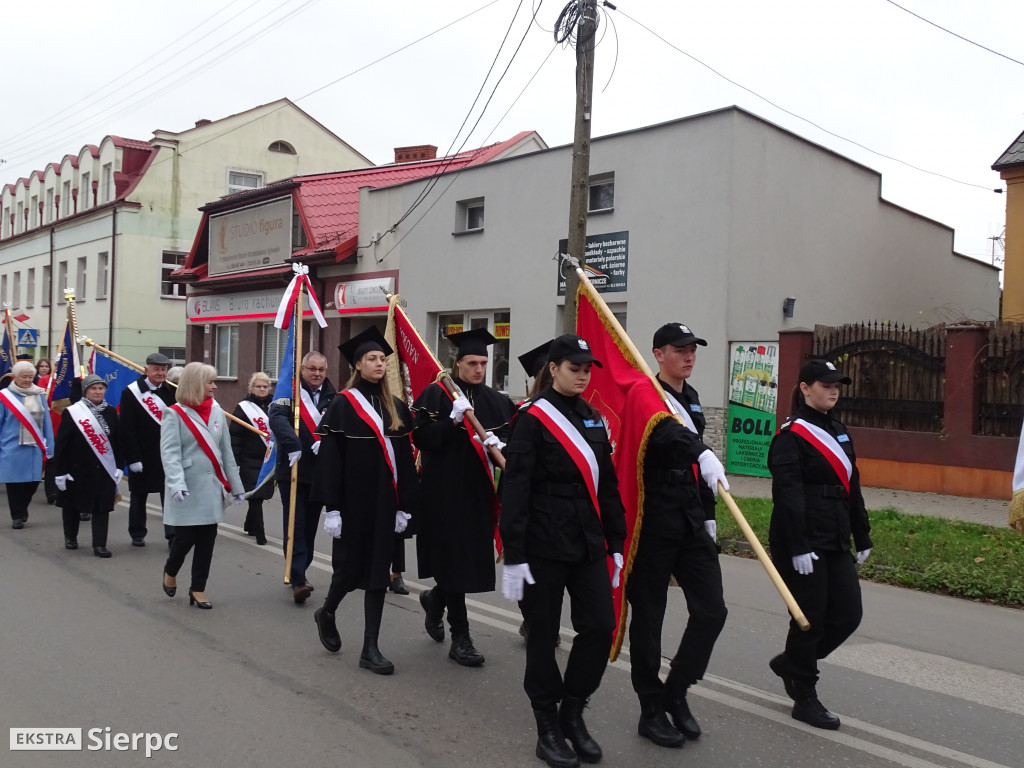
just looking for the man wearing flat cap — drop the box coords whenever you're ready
[120,352,176,547]
[413,327,515,667]
[627,323,730,748]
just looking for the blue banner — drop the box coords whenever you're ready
[93,353,139,409]
[49,324,79,403]
[252,324,294,493]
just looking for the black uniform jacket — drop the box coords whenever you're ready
[54,403,123,510]
[269,378,337,485]
[310,379,419,591]
[118,375,175,493]
[499,388,627,566]
[230,393,275,501]
[642,378,715,539]
[413,377,514,592]
[767,404,873,557]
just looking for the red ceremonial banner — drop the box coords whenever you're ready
[388,303,446,403]
[576,287,674,661]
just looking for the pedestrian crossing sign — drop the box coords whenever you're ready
[17,329,37,347]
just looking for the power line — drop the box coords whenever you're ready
[884,0,1024,67]
[615,7,994,192]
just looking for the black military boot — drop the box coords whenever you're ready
[534,708,579,768]
[637,701,684,748]
[769,653,801,700]
[558,695,601,763]
[664,693,701,740]
[449,632,485,667]
[359,635,394,675]
[313,606,341,653]
[790,679,840,729]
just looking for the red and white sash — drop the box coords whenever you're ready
[169,404,232,495]
[789,418,853,494]
[128,381,168,424]
[298,388,323,443]
[341,389,398,499]
[530,399,601,518]
[0,388,48,455]
[238,400,272,448]
[67,400,118,482]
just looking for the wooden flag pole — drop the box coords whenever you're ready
[569,257,809,631]
[283,283,304,585]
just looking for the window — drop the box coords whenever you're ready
[81,173,90,209]
[41,265,51,307]
[455,197,485,234]
[262,324,289,377]
[45,190,53,223]
[291,207,307,251]
[161,251,187,298]
[214,325,239,378]
[435,310,511,392]
[76,256,87,300]
[30,195,38,228]
[227,171,263,195]
[159,347,186,366]
[102,163,112,203]
[26,269,34,308]
[12,272,20,309]
[2,206,8,237]
[97,252,108,299]
[57,261,67,304]
[16,202,23,233]
[1,274,7,304]
[268,140,296,154]
[62,180,71,216]
[588,173,614,212]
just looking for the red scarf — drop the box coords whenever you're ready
[192,397,213,425]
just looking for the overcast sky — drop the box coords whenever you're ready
[3,0,1020,267]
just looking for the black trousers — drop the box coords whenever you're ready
[6,481,39,521]
[127,483,169,541]
[776,548,862,684]
[62,493,112,547]
[520,556,615,712]
[244,499,265,535]
[278,479,320,586]
[425,586,470,635]
[392,535,406,573]
[164,524,219,592]
[626,529,728,706]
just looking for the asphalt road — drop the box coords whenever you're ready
[2,490,1022,768]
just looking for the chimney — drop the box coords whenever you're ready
[394,145,438,164]
[195,119,212,128]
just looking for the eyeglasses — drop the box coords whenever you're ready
[302,366,327,374]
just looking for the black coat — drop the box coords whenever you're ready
[499,388,627,566]
[230,393,275,501]
[767,404,873,557]
[310,379,419,591]
[53,402,123,511]
[268,378,337,485]
[118,374,175,493]
[641,379,715,540]
[413,378,515,592]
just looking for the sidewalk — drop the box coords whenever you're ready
[727,474,1011,529]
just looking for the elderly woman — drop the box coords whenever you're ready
[54,374,123,557]
[160,363,245,609]
[0,361,55,528]
[230,371,274,545]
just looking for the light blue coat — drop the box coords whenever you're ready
[160,402,244,526]
[0,389,55,483]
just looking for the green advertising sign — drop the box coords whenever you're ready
[726,342,778,478]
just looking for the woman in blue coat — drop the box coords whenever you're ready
[0,361,54,528]
[160,363,245,609]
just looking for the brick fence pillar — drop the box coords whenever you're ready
[776,327,814,424]
[943,325,988,438]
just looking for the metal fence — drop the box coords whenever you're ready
[979,322,1024,437]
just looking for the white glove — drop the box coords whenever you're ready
[611,552,624,588]
[395,510,411,533]
[792,552,818,575]
[450,395,473,424]
[172,490,189,503]
[129,462,144,473]
[55,474,73,492]
[232,494,246,505]
[697,449,729,495]
[704,519,717,542]
[323,510,342,538]
[311,440,321,456]
[114,469,124,484]
[856,548,871,565]
[287,450,302,467]
[482,431,505,450]
[501,562,536,602]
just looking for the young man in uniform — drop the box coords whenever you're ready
[414,328,514,666]
[627,323,730,748]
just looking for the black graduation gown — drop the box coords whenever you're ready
[310,379,419,591]
[230,393,275,501]
[53,403,123,511]
[118,374,175,493]
[413,377,514,592]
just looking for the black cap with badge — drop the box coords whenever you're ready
[799,359,852,385]
[548,334,603,367]
[339,326,394,368]
[652,323,707,349]
[518,339,553,378]
[446,327,497,359]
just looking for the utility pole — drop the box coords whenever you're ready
[561,0,599,334]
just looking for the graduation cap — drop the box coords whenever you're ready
[446,327,497,359]
[518,339,553,378]
[338,326,394,368]
[15,353,34,361]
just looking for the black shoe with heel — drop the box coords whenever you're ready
[388,574,409,595]
[162,573,177,597]
[188,589,212,609]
